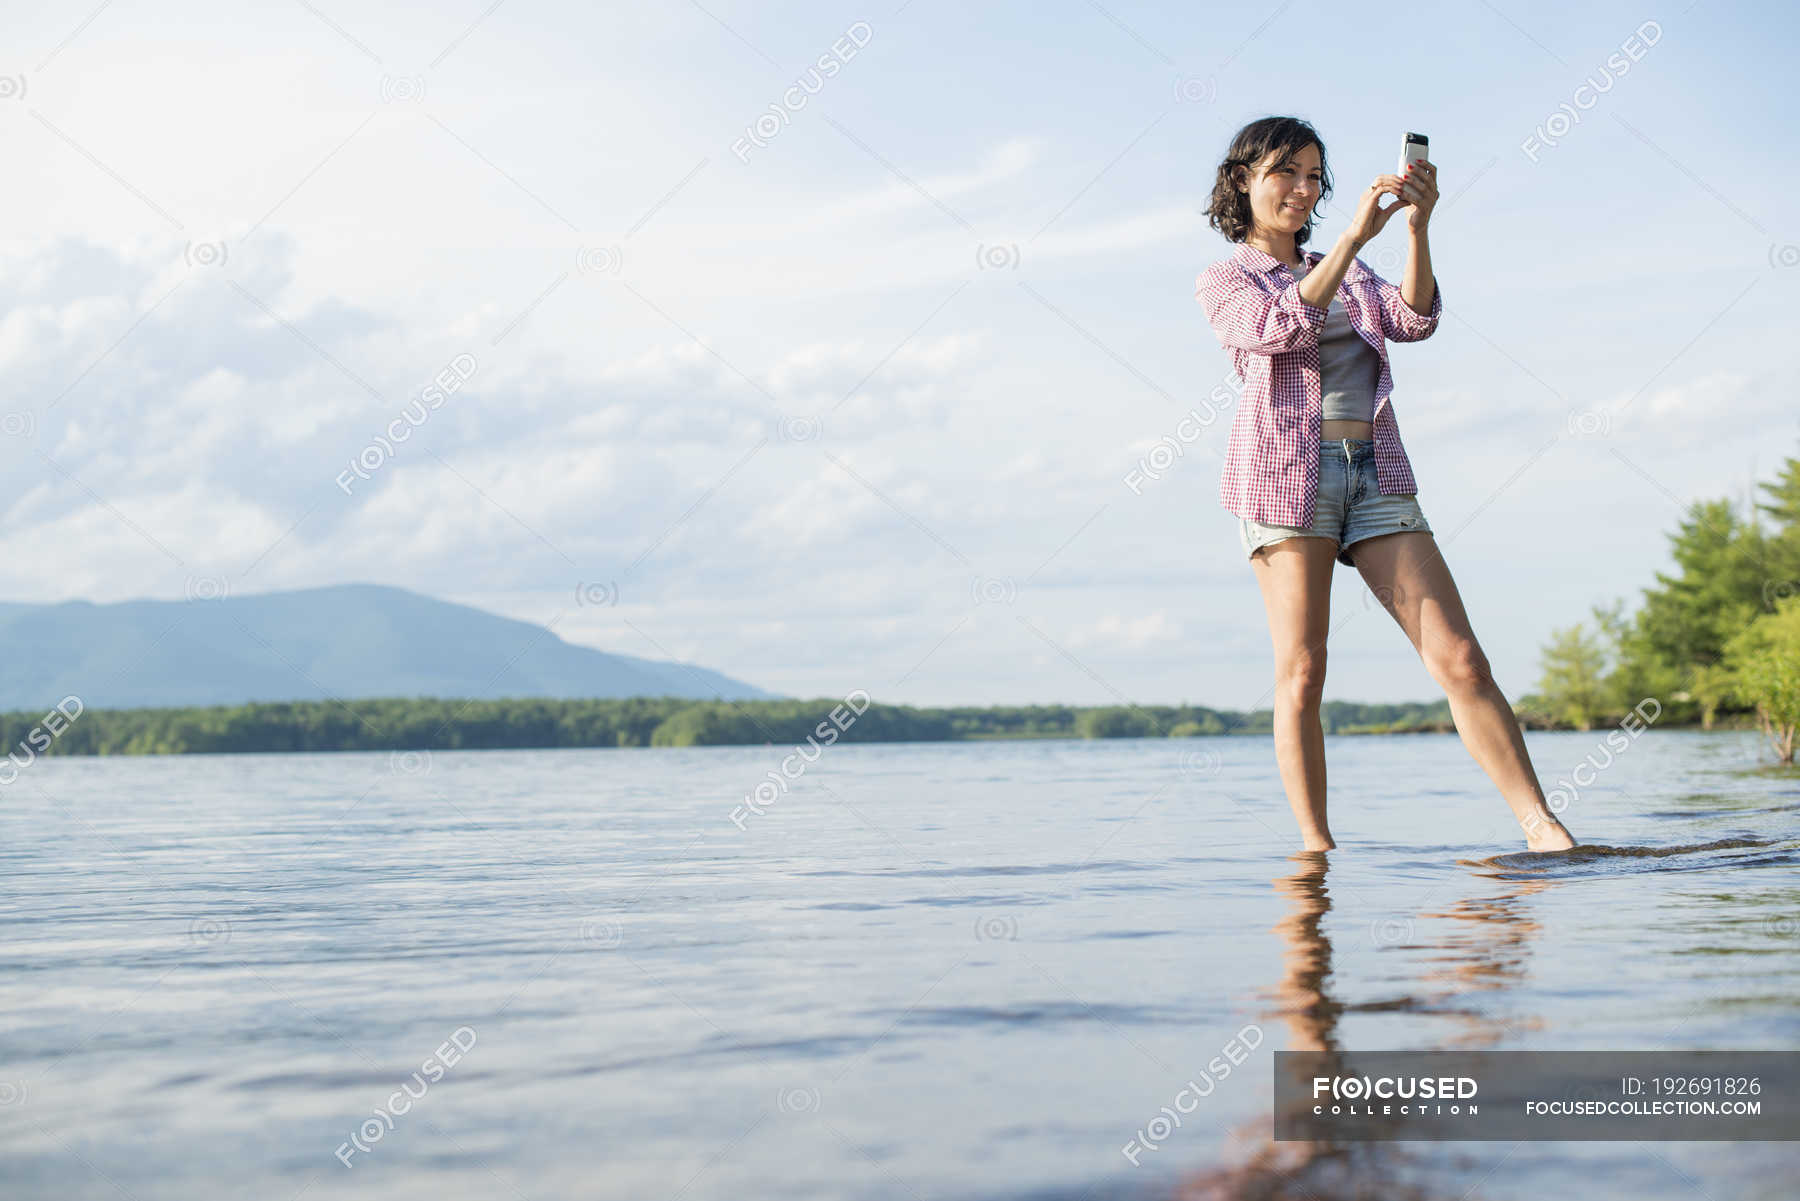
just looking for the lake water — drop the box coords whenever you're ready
[2,730,1797,1200]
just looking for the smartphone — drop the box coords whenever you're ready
[1399,131,1429,175]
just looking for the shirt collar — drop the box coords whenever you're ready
[1232,241,1370,282]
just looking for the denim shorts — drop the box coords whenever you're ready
[1238,438,1432,567]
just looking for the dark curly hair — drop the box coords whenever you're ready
[1204,116,1333,246]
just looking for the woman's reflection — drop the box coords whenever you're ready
[1173,851,1551,1200]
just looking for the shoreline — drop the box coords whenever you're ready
[0,693,1772,760]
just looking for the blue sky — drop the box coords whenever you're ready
[3,0,1795,710]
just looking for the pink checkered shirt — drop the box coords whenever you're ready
[1196,241,1443,528]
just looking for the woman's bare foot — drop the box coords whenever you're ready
[1300,832,1336,852]
[1521,808,1577,852]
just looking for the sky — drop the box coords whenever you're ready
[2,0,1796,711]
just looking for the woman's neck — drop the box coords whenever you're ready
[1247,231,1301,269]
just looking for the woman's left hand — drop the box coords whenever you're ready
[1403,159,1438,232]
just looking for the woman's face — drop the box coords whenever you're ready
[1242,143,1322,237]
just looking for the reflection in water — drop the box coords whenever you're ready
[1174,853,1550,1200]
[1268,852,1341,1055]
[1417,878,1554,1049]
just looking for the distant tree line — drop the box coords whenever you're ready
[0,694,1466,760]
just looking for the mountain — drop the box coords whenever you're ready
[0,583,779,711]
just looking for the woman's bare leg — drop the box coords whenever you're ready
[1350,531,1578,851]
[1248,536,1341,851]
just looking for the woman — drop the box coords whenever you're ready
[1197,116,1577,854]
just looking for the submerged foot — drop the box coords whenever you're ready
[1522,809,1577,852]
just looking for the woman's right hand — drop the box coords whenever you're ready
[1344,174,1414,248]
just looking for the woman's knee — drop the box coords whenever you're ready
[1274,645,1328,708]
[1427,636,1491,692]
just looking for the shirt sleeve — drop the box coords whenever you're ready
[1377,275,1443,343]
[1196,262,1327,355]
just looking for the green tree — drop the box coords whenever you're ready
[648,703,763,747]
[1684,662,1737,731]
[1753,457,1800,531]
[1722,596,1800,765]
[1630,498,1766,672]
[1537,622,1609,729]
[1588,597,1683,719]
[1074,706,1162,738]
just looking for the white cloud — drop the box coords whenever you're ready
[1639,369,1760,424]
[1065,610,1183,651]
